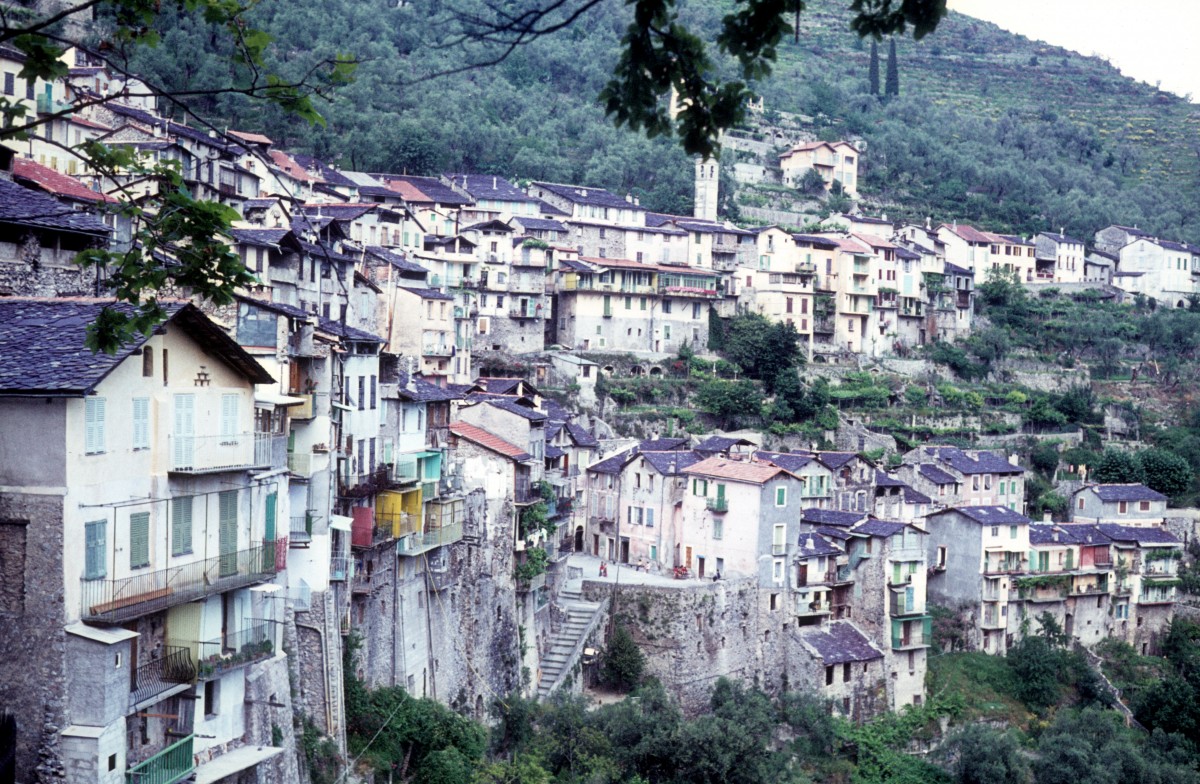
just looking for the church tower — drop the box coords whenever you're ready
[694,157,719,222]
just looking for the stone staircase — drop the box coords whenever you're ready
[536,583,604,699]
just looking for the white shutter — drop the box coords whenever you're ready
[132,398,150,449]
[221,394,239,439]
[174,394,195,468]
[85,397,106,454]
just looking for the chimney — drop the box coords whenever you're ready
[1049,517,1056,529]
[806,536,814,550]
[626,192,633,203]
[1009,453,1020,466]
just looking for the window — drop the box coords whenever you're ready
[84,397,106,454]
[1009,525,1018,539]
[2,73,12,95]
[171,497,192,556]
[1078,497,1085,510]
[357,377,365,411]
[1118,501,1128,514]
[625,296,632,310]
[972,475,980,491]
[142,348,153,377]
[84,520,106,579]
[713,518,723,540]
[132,398,150,450]
[220,394,238,440]
[786,297,793,313]
[692,303,701,319]
[129,512,150,568]
[776,487,787,506]
[826,666,834,685]
[1139,500,1150,511]
[990,526,999,537]
[843,662,851,682]
[646,508,654,527]
[773,559,784,583]
[370,375,377,410]
[204,680,219,718]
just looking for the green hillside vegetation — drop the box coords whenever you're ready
[114,0,1200,239]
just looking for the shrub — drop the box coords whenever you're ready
[600,626,645,692]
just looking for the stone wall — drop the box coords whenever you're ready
[0,493,67,783]
[244,656,301,784]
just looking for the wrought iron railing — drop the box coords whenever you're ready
[192,620,277,680]
[125,734,194,784]
[254,433,289,469]
[330,556,350,581]
[130,646,196,708]
[81,543,280,624]
[290,512,315,545]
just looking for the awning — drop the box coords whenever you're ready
[330,515,353,531]
[254,389,308,409]
[415,450,441,459]
[193,746,284,784]
[332,402,354,412]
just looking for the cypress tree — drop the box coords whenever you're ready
[885,38,900,97]
[868,40,880,96]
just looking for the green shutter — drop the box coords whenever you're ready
[776,487,786,506]
[129,512,150,568]
[171,497,192,556]
[84,520,106,579]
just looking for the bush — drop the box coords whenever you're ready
[600,626,645,692]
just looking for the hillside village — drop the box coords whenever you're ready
[3,45,1200,784]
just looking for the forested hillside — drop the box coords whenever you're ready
[118,0,1200,239]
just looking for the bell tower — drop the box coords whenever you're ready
[694,157,719,222]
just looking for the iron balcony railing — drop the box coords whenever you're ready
[130,646,196,709]
[399,521,464,557]
[290,511,316,545]
[706,497,729,513]
[81,542,281,624]
[287,451,315,476]
[168,432,264,473]
[192,620,277,680]
[125,733,194,784]
[254,433,289,469]
[330,555,350,581]
[891,617,932,650]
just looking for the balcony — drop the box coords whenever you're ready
[399,521,464,557]
[517,571,547,593]
[287,451,315,477]
[983,559,1027,575]
[509,306,541,319]
[254,433,289,469]
[330,556,350,581]
[169,433,267,474]
[981,610,1005,629]
[36,94,72,116]
[130,646,196,709]
[192,620,278,680]
[706,497,729,514]
[125,734,194,784]
[1073,578,1109,595]
[290,511,316,546]
[795,261,817,275]
[891,617,932,650]
[81,542,281,624]
[1016,582,1069,602]
[289,394,315,420]
[795,596,831,616]
[771,543,788,556]
[889,595,925,617]
[374,511,420,543]
[659,284,719,299]
[422,343,454,357]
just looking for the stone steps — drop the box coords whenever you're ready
[536,596,603,699]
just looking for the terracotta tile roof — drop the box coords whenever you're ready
[450,421,531,462]
[12,157,117,204]
[683,455,789,484]
[270,150,315,183]
[228,129,273,145]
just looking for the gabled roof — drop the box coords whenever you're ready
[754,450,815,473]
[903,487,932,505]
[639,436,689,451]
[512,216,568,233]
[230,227,293,248]
[235,294,309,321]
[1086,483,1167,503]
[447,173,535,204]
[0,299,273,395]
[316,318,384,344]
[639,450,702,476]
[227,129,273,146]
[932,506,1030,525]
[875,471,906,488]
[364,246,428,275]
[815,452,861,470]
[397,287,454,302]
[796,534,841,558]
[801,509,866,527]
[588,448,638,475]
[923,447,1023,475]
[683,456,790,484]
[564,422,599,448]
[1029,524,1110,547]
[530,181,634,210]
[0,177,111,235]
[394,369,461,402]
[291,154,356,187]
[384,175,474,206]
[938,223,992,244]
[852,520,917,538]
[1038,231,1084,246]
[302,203,375,222]
[693,435,755,453]
[943,262,974,277]
[797,621,883,665]
[816,526,854,541]
[1096,524,1180,546]
[476,395,547,423]
[450,421,531,462]
[791,233,841,249]
[12,157,117,204]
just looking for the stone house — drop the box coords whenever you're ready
[793,622,886,721]
[897,447,1024,510]
[1070,483,1168,525]
[1035,231,1086,284]
[779,141,860,197]
[1096,524,1181,655]
[1018,524,1114,648]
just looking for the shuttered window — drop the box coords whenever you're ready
[84,520,106,579]
[84,397,106,454]
[220,394,239,440]
[132,397,150,449]
[129,512,150,568]
[171,497,193,556]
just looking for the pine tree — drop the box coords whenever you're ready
[885,38,900,97]
[868,40,880,96]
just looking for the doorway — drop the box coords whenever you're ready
[685,546,693,569]
[697,556,705,579]
[574,526,584,552]
[619,538,630,564]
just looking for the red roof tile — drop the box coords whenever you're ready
[12,157,116,204]
[228,129,273,145]
[683,455,790,484]
[449,421,531,461]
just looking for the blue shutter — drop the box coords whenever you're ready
[84,520,106,578]
[221,394,239,439]
[132,398,150,449]
[85,397,106,454]
[646,508,654,527]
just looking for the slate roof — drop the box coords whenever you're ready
[894,246,922,261]
[918,464,957,485]
[1096,524,1180,546]
[693,435,754,453]
[478,377,524,395]
[399,287,454,302]
[852,520,914,538]
[0,177,111,235]
[450,421,531,461]
[937,506,1030,525]
[0,299,272,394]
[791,233,841,249]
[530,181,633,210]
[481,395,547,423]
[385,175,474,206]
[12,158,116,204]
[903,487,932,505]
[1088,484,1167,502]
[924,447,1023,475]
[291,154,356,187]
[1029,524,1111,547]
[364,246,428,274]
[816,526,854,541]
[875,471,906,488]
[540,398,571,423]
[302,203,375,221]
[796,535,841,558]
[801,509,866,527]
[545,445,566,459]
[1039,231,1084,246]
[588,448,638,475]
[316,318,384,344]
[513,217,568,233]
[394,369,460,402]
[565,422,599,447]
[447,174,535,204]
[816,452,859,470]
[944,262,974,277]
[798,622,883,665]
[755,450,815,473]
[236,295,309,321]
[640,450,702,475]
[231,227,292,247]
[638,437,689,451]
